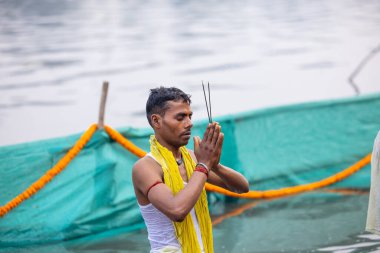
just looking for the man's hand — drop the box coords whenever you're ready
[193,122,224,170]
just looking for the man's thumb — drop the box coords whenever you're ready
[193,136,199,150]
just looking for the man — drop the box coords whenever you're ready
[132,87,249,253]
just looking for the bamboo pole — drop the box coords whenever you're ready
[98,81,109,129]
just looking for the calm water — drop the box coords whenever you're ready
[0,0,380,146]
[2,191,380,253]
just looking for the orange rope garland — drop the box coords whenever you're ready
[0,124,97,217]
[104,125,147,158]
[0,124,372,218]
[205,153,372,198]
[104,125,372,199]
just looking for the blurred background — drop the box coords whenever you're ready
[0,0,379,146]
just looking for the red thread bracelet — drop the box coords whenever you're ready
[195,165,209,178]
[146,181,163,196]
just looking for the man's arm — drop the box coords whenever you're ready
[133,160,208,222]
[188,151,249,194]
[208,164,250,193]
[192,123,250,194]
[133,123,223,222]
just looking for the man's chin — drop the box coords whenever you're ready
[180,135,191,146]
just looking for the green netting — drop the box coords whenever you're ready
[1,93,380,247]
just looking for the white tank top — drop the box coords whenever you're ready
[140,153,204,252]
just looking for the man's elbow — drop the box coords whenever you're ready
[228,185,249,194]
[239,185,250,194]
[236,180,250,194]
[172,215,186,222]
[169,206,188,222]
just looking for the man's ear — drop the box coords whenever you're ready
[151,114,161,129]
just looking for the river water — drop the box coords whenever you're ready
[0,0,380,146]
[3,191,380,253]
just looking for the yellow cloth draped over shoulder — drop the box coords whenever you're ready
[150,135,214,253]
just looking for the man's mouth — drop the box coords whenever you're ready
[182,131,191,137]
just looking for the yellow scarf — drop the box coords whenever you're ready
[150,135,214,253]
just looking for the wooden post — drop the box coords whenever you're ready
[98,81,109,130]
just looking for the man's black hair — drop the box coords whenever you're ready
[146,87,191,126]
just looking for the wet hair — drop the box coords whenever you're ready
[146,87,191,126]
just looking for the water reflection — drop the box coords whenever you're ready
[0,190,377,253]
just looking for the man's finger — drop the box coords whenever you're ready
[197,136,202,149]
[207,123,216,143]
[203,124,211,142]
[212,125,221,145]
[216,133,224,152]
[212,133,224,165]
[193,136,200,151]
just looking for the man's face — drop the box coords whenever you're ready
[157,100,193,148]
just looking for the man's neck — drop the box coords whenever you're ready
[155,135,182,160]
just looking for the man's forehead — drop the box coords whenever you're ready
[165,100,192,113]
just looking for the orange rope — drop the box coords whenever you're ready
[104,125,147,157]
[205,153,371,198]
[0,124,97,217]
[104,125,372,199]
[0,124,370,218]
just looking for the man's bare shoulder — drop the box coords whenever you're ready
[132,156,162,181]
[132,156,164,204]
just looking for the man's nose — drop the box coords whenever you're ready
[185,118,193,129]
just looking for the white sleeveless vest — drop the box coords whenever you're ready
[139,153,204,252]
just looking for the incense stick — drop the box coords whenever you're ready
[202,81,212,123]
[208,82,212,122]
